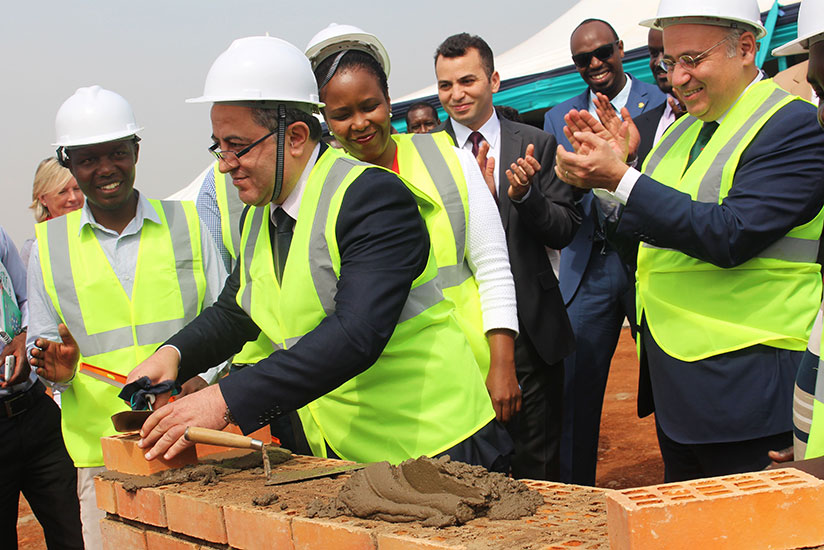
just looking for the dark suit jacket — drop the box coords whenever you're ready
[168,149,430,432]
[634,101,667,167]
[620,98,824,442]
[542,75,667,304]
[439,116,581,365]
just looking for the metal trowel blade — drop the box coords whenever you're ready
[112,410,153,433]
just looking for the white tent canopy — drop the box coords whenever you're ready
[395,0,785,104]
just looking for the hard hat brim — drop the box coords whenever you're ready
[52,128,143,148]
[639,15,767,40]
[772,30,824,56]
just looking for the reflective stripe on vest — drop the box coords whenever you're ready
[642,235,819,263]
[44,201,198,355]
[408,133,472,288]
[637,79,823,361]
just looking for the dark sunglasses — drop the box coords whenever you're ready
[572,40,620,68]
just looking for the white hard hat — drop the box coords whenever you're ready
[305,23,390,77]
[639,0,767,39]
[54,86,142,147]
[187,36,323,110]
[772,0,824,56]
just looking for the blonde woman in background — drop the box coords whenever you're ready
[20,158,83,265]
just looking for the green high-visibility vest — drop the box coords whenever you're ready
[391,132,489,377]
[236,147,494,464]
[35,199,207,467]
[637,79,824,362]
[213,162,275,363]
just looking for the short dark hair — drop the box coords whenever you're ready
[250,106,322,142]
[571,19,620,43]
[314,49,389,102]
[434,33,495,78]
[405,102,439,125]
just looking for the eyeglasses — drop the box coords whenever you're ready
[572,41,620,68]
[209,129,276,161]
[660,36,731,73]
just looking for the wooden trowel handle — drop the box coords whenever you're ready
[184,426,264,451]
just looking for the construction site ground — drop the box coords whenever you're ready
[17,328,660,549]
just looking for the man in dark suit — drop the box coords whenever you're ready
[543,18,666,485]
[556,5,824,481]
[128,36,509,471]
[434,33,581,481]
[635,29,686,164]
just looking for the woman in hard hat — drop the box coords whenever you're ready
[306,25,521,424]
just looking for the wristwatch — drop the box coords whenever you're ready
[223,406,237,425]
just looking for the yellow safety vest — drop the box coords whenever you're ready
[35,199,207,467]
[637,79,823,361]
[212,162,274,363]
[392,133,489,377]
[236,147,494,464]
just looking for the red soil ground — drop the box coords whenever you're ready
[17,328,656,548]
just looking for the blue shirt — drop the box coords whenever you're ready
[0,226,31,398]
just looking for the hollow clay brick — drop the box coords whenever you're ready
[93,476,117,515]
[224,505,294,550]
[165,491,228,544]
[145,530,201,550]
[606,467,824,550]
[100,517,147,550]
[292,517,376,550]
[101,433,198,476]
[377,533,467,549]
[195,424,273,459]
[114,484,167,527]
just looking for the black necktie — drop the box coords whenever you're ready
[272,207,295,284]
[469,131,485,157]
[685,121,718,173]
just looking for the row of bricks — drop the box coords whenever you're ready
[100,514,464,550]
[96,476,463,550]
[97,468,824,550]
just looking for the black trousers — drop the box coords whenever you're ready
[506,328,564,481]
[655,419,792,483]
[0,384,83,550]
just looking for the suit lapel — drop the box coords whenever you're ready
[498,118,519,230]
[627,78,650,118]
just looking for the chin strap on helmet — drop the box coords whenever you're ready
[271,104,287,203]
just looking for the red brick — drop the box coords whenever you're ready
[606,467,824,549]
[101,433,198,476]
[165,491,227,544]
[145,530,201,550]
[224,505,294,550]
[377,533,466,549]
[100,517,147,550]
[292,517,375,550]
[114,484,167,527]
[94,476,117,515]
[195,423,272,458]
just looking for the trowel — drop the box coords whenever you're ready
[184,426,366,485]
[185,426,274,479]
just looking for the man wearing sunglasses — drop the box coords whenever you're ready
[556,0,824,482]
[542,18,666,486]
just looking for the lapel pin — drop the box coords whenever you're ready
[638,102,645,109]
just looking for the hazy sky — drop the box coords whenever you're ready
[1,0,577,248]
